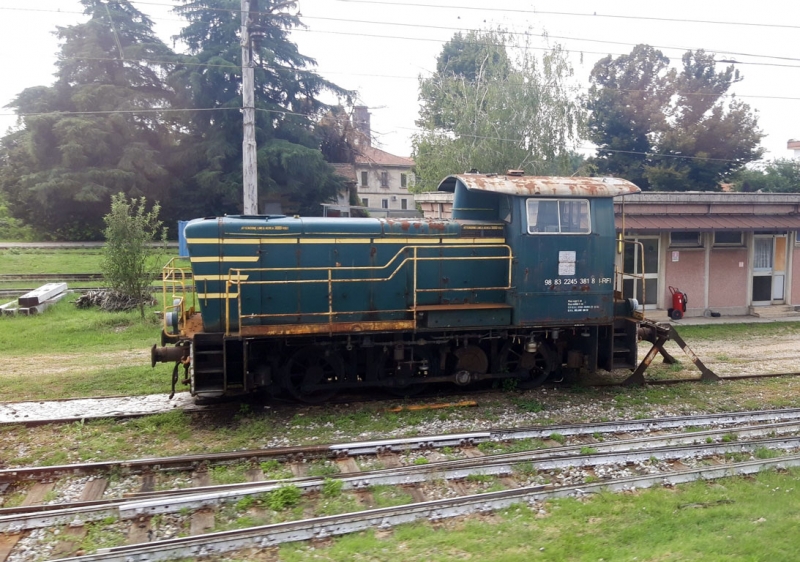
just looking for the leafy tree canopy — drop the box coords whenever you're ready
[0,0,180,240]
[588,44,764,191]
[412,29,585,192]
[732,159,800,193]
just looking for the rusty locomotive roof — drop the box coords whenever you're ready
[437,174,641,197]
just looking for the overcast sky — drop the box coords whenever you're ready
[1,0,798,163]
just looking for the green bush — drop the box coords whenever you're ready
[101,193,167,318]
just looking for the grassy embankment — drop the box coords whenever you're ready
[1,247,183,399]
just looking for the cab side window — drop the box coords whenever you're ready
[527,199,590,234]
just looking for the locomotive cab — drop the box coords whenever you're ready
[439,173,641,378]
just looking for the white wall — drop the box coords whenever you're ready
[355,166,416,211]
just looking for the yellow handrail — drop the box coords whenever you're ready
[160,257,196,336]
[223,244,513,335]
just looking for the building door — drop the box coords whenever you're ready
[752,234,787,305]
[622,236,660,309]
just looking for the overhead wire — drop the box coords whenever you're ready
[118,0,800,31]
[0,105,760,165]
[0,0,789,163]
[31,52,800,101]
[330,0,800,30]
[1,3,798,67]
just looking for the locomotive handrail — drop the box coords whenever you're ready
[160,258,195,336]
[615,239,647,309]
[221,244,514,335]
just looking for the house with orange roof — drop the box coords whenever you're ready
[352,106,416,213]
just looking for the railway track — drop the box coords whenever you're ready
[2,408,800,560]
[0,274,192,283]
[0,273,193,298]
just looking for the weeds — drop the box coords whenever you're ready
[514,398,545,413]
[466,473,493,484]
[754,447,782,459]
[268,485,302,511]
[322,478,344,498]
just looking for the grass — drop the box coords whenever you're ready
[677,322,800,341]
[0,296,160,353]
[0,248,178,275]
[0,248,106,274]
[0,297,167,401]
[279,468,800,561]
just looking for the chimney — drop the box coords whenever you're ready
[353,106,371,147]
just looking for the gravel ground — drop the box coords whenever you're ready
[0,393,198,425]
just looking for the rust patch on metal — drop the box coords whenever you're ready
[180,314,205,338]
[442,174,641,197]
[429,221,446,231]
[239,320,415,337]
[400,221,410,231]
[388,401,478,413]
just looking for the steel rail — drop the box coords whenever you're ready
[127,417,800,501]
[0,273,192,282]
[55,453,800,562]
[116,433,800,521]
[6,407,800,483]
[4,428,800,533]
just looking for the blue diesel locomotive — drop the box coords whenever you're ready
[152,173,643,401]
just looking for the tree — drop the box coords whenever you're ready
[170,0,354,216]
[0,190,34,241]
[733,159,800,193]
[101,193,167,318]
[588,45,763,191]
[0,0,181,239]
[412,29,584,191]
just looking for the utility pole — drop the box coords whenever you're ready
[241,0,257,215]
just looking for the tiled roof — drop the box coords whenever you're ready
[330,163,357,182]
[354,145,414,167]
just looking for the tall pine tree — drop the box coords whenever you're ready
[171,0,354,216]
[0,0,180,239]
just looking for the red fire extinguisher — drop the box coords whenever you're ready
[668,286,688,320]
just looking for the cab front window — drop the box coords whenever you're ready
[527,199,590,234]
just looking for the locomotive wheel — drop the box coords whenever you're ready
[283,347,343,403]
[498,342,556,388]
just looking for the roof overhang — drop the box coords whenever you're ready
[617,215,800,231]
[438,174,641,197]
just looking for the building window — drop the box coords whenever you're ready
[714,231,744,246]
[380,171,389,188]
[360,171,368,187]
[526,199,590,234]
[361,198,369,207]
[381,199,389,209]
[400,173,407,188]
[670,231,702,248]
[401,198,408,210]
